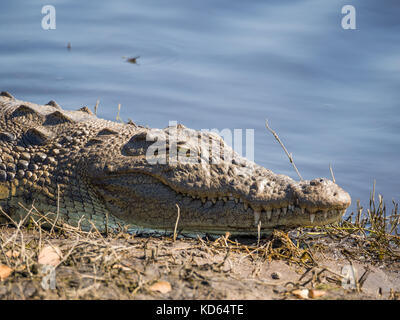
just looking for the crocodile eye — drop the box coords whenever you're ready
[122,132,153,156]
[130,132,147,141]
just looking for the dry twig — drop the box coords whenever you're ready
[265,119,303,180]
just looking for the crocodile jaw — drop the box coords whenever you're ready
[91,170,350,235]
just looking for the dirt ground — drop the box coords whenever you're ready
[0,223,399,300]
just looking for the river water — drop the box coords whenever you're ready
[1,0,399,214]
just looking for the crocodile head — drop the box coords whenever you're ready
[87,124,351,236]
[0,93,351,236]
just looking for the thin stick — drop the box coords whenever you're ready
[173,204,180,242]
[94,99,99,115]
[329,163,336,183]
[116,103,123,123]
[265,119,303,180]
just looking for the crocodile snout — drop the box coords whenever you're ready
[293,178,351,213]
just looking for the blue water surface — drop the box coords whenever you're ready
[0,0,399,214]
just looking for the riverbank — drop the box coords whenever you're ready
[0,194,399,300]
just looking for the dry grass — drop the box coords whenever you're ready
[0,187,399,300]
[315,185,400,263]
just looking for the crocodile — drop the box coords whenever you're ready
[0,92,351,236]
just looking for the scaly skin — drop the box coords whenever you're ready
[0,92,351,236]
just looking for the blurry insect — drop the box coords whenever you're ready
[123,56,140,65]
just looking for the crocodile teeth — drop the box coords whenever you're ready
[266,210,272,221]
[211,198,217,204]
[282,207,287,215]
[201,198,206,204]
[244,203,249,210]
[301,207,305,214]
[234,198,239,203]
[254,210,261,226]
[323,210,328,219]
[310,213,316,224]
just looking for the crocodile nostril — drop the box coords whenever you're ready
[310,178,324,186]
